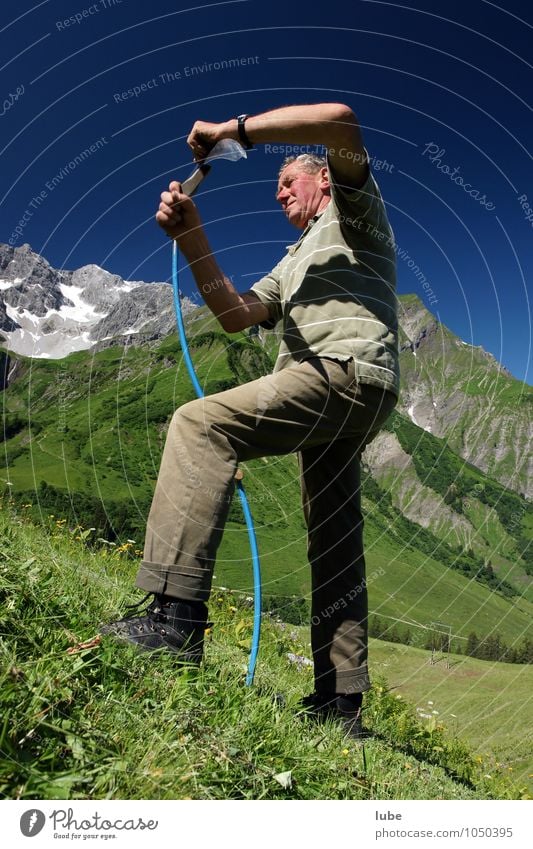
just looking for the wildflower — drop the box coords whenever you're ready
[342,748,349,756]
[286,652,313,669]
[432,710,439,715]
[427,700,434,705]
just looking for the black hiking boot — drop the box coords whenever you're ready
[101,593,208,664]
[298,692,367,740]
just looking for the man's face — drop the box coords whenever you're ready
[276,162,330,229]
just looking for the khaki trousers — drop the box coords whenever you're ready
[136,357,396,694]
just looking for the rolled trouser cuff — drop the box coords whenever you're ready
[316,667,371,695]
[136,560,211,603]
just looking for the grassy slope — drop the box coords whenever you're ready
[214,513,533,647]
[366,639,533,792]
[0,509,528,801]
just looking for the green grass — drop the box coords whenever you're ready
[1,508,528,801]
[367,639,533,792]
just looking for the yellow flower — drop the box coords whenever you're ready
[342,748,349,756]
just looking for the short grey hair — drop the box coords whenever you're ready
[278,153,327,176]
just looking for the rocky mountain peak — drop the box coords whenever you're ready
[0,243,195,360]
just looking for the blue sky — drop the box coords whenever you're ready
[1,0,531,382]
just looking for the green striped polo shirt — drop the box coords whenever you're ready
[251,157,400,397]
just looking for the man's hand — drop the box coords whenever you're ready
[186,119,235,161]
[155,181,204,251]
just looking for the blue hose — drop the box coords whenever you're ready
[171,241,262,686]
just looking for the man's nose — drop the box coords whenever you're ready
[276,186,289,201]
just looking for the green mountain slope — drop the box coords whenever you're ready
[397,294,532,498]
[1,312,532,653]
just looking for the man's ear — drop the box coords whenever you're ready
[318,166,330,193]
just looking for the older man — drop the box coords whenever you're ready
[104,103,399,736]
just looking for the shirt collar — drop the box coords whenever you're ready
[286,207,327,254]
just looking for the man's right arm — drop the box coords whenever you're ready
[156,181,272,333]
[181,232,272,333]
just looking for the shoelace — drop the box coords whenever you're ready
[123,593,212,631]
[123,592,162,619]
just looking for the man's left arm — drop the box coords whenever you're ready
[187,103,368,190]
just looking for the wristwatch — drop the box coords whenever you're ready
[236,114,254,149]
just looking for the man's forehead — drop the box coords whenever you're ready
[277,162,309,186]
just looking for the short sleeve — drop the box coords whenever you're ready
[327,152,394,251]
[250,259,285,329]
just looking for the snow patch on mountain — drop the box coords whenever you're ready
[0,243,194,359]
[58,284,106,322]
[407,403,432,433]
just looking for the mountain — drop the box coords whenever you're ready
[2,244,530,497]
[395,295,532,498]
[0,243,195,359]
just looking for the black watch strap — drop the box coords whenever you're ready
[236,114,254,149]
